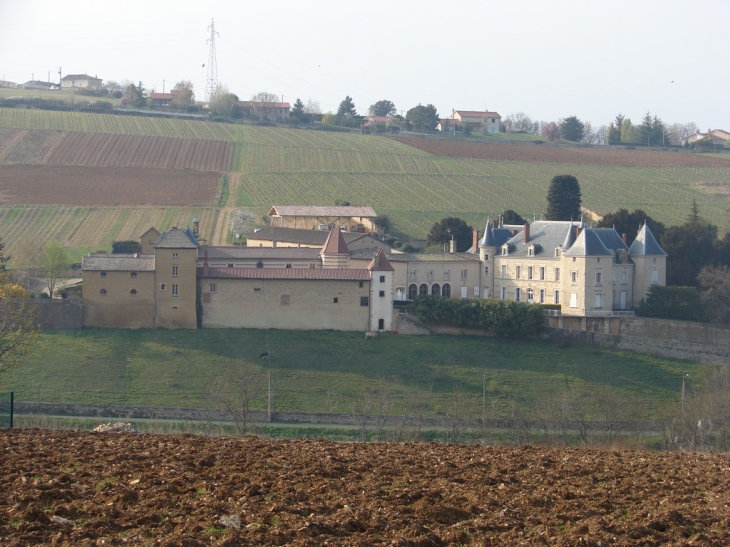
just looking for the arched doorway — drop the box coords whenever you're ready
[431,283,441,296]
[442,283,451,297]
[419,283,428,296]
[408,284,417,300]
[378,318,385,330]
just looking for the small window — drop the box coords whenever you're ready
[595,294,602,308]
[333,297,338,303]
[595,272,602,284]
[254,288,262,292]
[502,245,508,255]
[286,263,292,269]
[555,248,560,258]
[130,289,137,296]
[171,284,178,296]
[528,247,534,257]
[100,289,107,295]
[227,263,234,268]
[380,275,385,283]
[597,258,601,263]
[379,290,385,297]
[501,286,507,299]
[359,281,364,288]
[360,296,369,306]
[172,253,178,258]
[570,293,578,308]
[281,294,290,305]
[210,284,216,292]
[484,254,488,261]
[571,271,578,284]
[651,270,659,283]
[172,265,178,277]
[160,283,166,291]
[130,271,137,277]
[612,270,616,283]
[484,266,489,276]
[461,269,467,280]
[100,271,107,277]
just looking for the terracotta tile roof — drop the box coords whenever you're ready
[199,246,321,260]
[82,254,155,271]
[199,267,371,281]
[454,110,501,118]
[368,248,394,271]
[321,226,349,254]
[268,205,377,218]
[150,93,173,100]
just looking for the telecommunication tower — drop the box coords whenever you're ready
[205,19,219,102]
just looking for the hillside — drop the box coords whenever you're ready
[2,430,729,546]
[4,329,698,415]
[0,107,728,265]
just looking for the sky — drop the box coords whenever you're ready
[1,0,728,130]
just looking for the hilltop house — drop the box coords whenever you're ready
[61,74,103,90]
[81,213,666,331]
[237,101,291,122]
[22,80,59,90]
[438,110,501,133]
[682,129,730,147]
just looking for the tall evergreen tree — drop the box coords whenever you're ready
[560,116,585,142]
[291,98,305,120]
[337,96,357,117]
[546,175,582,221]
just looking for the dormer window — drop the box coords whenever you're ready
[554,247,560,258]
[528,245,535,257]
[610,250,616,263]
[620,251,628,262]
[501,245,509,255]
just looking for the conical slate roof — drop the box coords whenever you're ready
[154,227,198,248]
[629,223,667,256]
[561,224,576,250]
[478,218,497,247]
[321,226,349,254]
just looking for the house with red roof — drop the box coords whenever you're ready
[682,129,730,147]
[437,109,501,133]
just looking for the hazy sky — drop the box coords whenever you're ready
[1,0,728,129]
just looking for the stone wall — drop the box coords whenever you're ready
[29,300,82,330]
[546,315,730,364]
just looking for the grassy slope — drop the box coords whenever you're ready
[4,328,700,417]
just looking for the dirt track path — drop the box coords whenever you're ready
[209,172,237,246]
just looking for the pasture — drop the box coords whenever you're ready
[3,328,699,417]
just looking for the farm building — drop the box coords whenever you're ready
[246,226,395,253]
[61,74,103,90]
[22,80,59,90]
[237,101,291,122]
[80,214,666,331]
[437,110,502,133]
[266,205,377,232]
[682,129,730,147]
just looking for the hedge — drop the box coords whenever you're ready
[411,295,545,337]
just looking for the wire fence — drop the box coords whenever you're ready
[0,392,13,428]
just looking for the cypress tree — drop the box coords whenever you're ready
[546,175,582,221]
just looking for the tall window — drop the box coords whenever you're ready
[419,283,428,296]
[431,284,441,296]
[554,290,560,304]
[461,269,467,280]
[515,266,521,279]
[172,265,178,277]
[539,289,545,303]
[408,284,418,299]
[527,288,534,302]
[612,270,616,283]
[570,293,578,308]
[539,267,545,281]
[527,266,533,280]
[484,266,489,276]
[621,271,628,284]
[571,271,578,284]
[554,268,560,281]
[595,294,602,308]
[442,283,451,297]
[595,272,602,284]
[210,284,216,292]
[171,284,178,296]
[651,270,659,283]
[380,275,386,283]
[501,286,506,299]
[515,287,521,302]
[502,265,507,278]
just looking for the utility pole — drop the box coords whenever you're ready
[205,19,219,102]
[58,67,62,86]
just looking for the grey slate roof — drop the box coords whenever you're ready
[82,254,155,271]
[629,223,667,256]
[154,228,198,249]
[478,220,514,249]
[349,248,479,262]
[250,226,377,247]
[199,246,322,261]
[563,228,613,257]
[504,221,574,258]
[593,228,632,264]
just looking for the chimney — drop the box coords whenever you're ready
[621,233,627,244]
[449,238,456,253]
[203,248,209,276]
[472,230,478,251]
[523,222,530,243]
[574,224,583,239]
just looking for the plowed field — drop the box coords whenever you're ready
[2,430,729,547]
[393,138,730,168]
[0,130,234,171]
[0,165,219,205]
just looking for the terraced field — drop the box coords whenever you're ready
[1,109,729,264]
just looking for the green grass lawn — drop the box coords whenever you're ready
[3,328,701,418]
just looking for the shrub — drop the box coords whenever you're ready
[637,285,707,322]
[411,295,544,337]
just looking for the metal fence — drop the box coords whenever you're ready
[0,392,13,428]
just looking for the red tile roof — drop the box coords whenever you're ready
[321,226,349,254]
[368,248,394,272]
[150,93,173,100]
[199,267,371,281]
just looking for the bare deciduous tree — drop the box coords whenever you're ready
[251,91,279,120]
[390,387,432,442]
[445,385,478,444]
[209,362,262,436]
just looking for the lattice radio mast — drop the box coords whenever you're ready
[205,18,219,102]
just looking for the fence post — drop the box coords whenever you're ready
[9,392,13,428]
